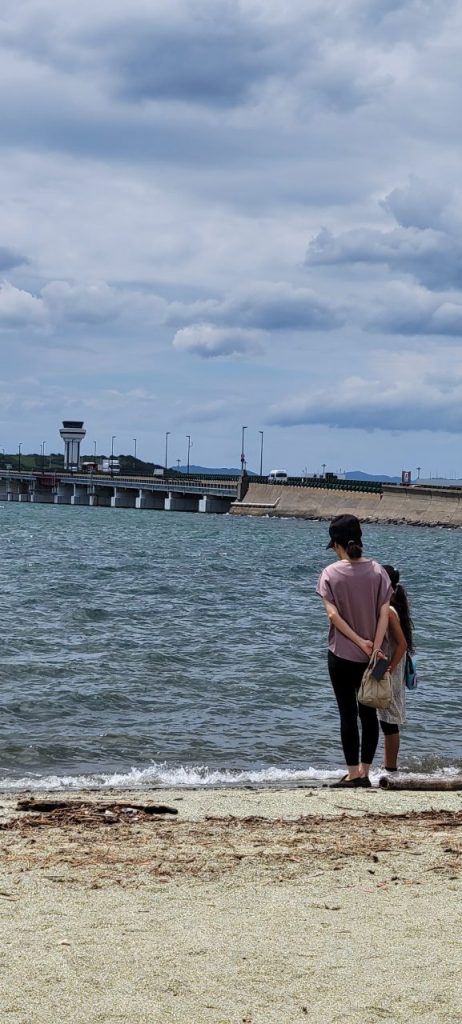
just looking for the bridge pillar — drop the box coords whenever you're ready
[90,488,112,507]
[111,487,137,508]
[7,480,19,501]
[30,486,54,503]
[71,484,90,505]
[136,489,166,510]
[166,492,200,512]
[54,483,73,504]
[199,496,232,514]
[18,482,32,502]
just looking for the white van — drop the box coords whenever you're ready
[267,469,288,483]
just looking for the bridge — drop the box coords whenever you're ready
[0,471,242,514]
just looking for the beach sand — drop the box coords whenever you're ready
[0,786,461,1024]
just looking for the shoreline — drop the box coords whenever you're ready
[1,762,461,795]
[233,508,462,529]
[230,480,462,529]
[2,781,462,817]
[1,786,461,1023]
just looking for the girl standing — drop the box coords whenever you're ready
[380,565,415,771]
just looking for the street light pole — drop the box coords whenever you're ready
[416,466,421,481]
[133,438,137,463]
[93,440,97,460]
[164,431,170,470]
[186,435,191,475]
[18,443,22,473]
[41,442,46,473]
[111,435,116,479]
[259,430,264,477]
[241,425,248,473]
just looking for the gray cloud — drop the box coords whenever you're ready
[351,0,456,43]
[0,246,28,271]
[306,179,462,290]
[380,177,455,231]
[167,283,343,332]
[98,9,278,108]
[366,283,462,336]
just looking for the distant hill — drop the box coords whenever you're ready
[344,470,401,484]
[175,466,404,481]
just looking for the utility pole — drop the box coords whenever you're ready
[241,425,248,473]
[259,430,264,477]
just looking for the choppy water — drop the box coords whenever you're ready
[0,502,460,790]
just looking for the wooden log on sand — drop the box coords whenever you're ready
[16,798,178,815]
[379,776,462,791]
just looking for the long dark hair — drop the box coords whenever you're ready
[382,564,414,653]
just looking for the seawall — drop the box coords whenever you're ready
[229,482,462,528]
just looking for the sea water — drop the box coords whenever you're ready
[0,502,460,790]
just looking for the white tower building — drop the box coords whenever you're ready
[60,420,86,471]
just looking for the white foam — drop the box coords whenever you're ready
[0,762,460,792]
[0,763,341,792]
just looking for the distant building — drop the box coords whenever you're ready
[60,421,86,471]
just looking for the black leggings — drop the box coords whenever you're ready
[328,651,379,766]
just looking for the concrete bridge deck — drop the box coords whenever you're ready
[230,481,462,528]
[0,471,239,513]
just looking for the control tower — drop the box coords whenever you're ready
[60,420,86,471]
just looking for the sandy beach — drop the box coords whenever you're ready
[1,785,461,1024]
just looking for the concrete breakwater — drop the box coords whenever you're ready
[230,482,462,528]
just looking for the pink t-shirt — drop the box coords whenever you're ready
[317,559,393,663]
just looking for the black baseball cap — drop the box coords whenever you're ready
[326,514,362,549]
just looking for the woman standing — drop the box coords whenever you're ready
[379,565,414,772]
[317,514,393,788]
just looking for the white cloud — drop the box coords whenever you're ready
[0,282,46,329]
[172,323,263,358]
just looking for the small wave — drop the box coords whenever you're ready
[0,762,461,792]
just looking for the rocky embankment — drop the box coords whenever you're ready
[230,482,462,528]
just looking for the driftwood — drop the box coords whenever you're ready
[16,798,178,815]
[379,776,462,791]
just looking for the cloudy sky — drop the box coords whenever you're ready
[1,0,462,476]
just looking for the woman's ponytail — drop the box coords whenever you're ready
[345,539,363,560]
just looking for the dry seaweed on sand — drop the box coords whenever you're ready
[0,798,178,830]
[0,807,460,887]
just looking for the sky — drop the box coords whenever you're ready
[1,0,462,477]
